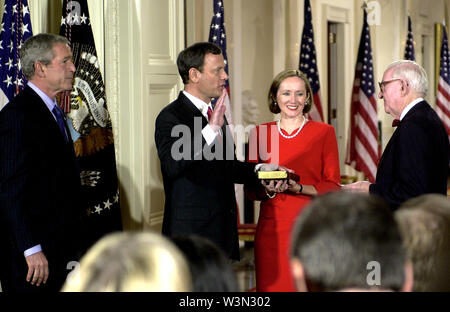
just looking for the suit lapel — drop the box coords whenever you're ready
[176,92,207,125]
[401,100,426,124]
[175,92,236,157]
[25,86,74,150]
[378,101,428,174]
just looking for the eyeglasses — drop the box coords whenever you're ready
[378,79,403,92]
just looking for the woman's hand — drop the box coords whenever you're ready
[287,179,301,194]
[261,178,289,194]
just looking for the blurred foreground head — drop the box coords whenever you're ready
[395,194,450,291]
[290,192,413,292]
[62,232,191,292]
[172,235,239,292]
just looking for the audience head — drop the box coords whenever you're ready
[267,69,313,114]
[395,194,450,291]
[61,232,192,292]
[171,235,239,292]
[290,192,413,292]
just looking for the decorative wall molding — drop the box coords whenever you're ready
[104,0,120,160]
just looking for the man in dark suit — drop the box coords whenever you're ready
[343,60,449,209]
[0,34,83,292]
[155,42,284,260]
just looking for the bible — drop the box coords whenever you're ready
[257,171,300,182]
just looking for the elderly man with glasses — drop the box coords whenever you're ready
[343,60,449,210]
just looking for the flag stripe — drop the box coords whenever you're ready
[345,9,380,183]
[357,89,379,136]
[354,113,379,160]
[436,92,450,119]
[209,0,233,125]
[436,25,450,137]
[438,76,450,101]
[208,0,243,223]
[0,89,8,110]
[355,136,378,180]
[299,0,324,122]
[437,78,450,118]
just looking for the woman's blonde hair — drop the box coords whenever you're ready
[62,232,192,292]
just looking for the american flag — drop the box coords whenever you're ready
[208,0,233,128]
[208,0,246,225]
[404,15,415,61]
[299,0,324,122]
[345,9,380,183]
[0,0,33,111]
[436,24,450,139]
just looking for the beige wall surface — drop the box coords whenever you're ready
[2,0,450,232]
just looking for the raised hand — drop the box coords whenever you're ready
[209,88,227,130]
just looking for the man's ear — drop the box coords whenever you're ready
[34,62,45,78]
[400,80,409,96]
[401,260,414,292]
[189,68,200,83]
[290,258,308,292]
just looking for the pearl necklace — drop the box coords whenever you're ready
[277,117,308,139]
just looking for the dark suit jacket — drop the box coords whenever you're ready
[370,100,449,209]
[155,92,257,260]
[0,86,83,292]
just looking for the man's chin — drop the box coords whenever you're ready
[213,91,223,99]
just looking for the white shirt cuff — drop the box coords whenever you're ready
[24,244,42,257]
[202,124,219,146]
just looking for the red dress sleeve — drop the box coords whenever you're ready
[314,126,341,194]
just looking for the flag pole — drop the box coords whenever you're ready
[436,23,442,94]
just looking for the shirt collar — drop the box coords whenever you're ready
[183,90,212,118]
[28,82,57,113]
[400,97,423,120]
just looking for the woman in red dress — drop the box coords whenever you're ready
[246,69,341,292]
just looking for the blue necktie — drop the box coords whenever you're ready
[52,105,68,142]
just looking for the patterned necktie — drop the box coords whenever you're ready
[207,106,213,121]
[52,105,68,142]
[392,119,401,127]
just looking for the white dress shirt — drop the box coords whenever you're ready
[400,97,423,121]
[183,91,219,145]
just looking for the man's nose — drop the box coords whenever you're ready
[69,61,76,73]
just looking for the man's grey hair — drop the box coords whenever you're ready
[386,60,428,96]
[20,33,70,80]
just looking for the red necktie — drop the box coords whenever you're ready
[392,119,400,127]
[207,106,213,121]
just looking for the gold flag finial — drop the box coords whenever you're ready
[361,1,368,10]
